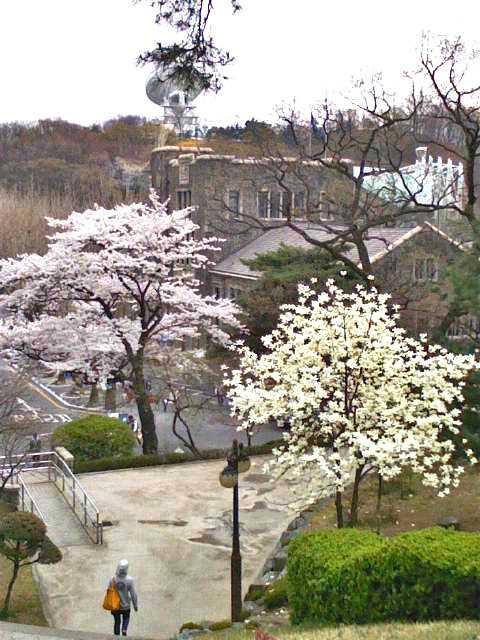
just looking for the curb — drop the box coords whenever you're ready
[30,377,102,413]
[9,361,102,413]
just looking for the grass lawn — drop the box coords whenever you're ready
[0,500,48,626]
[307,463,480,535]
[199,621,480,640]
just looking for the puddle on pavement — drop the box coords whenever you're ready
[242,500,267,511]
[188,533,230,548]
[244,473,270,483]
[138,519,188,526]
[256,487,273,496]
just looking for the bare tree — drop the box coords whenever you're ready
[148,348,223,456]
[0,369,34,501]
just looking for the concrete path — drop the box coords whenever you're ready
[33,458,301,640]
[0,619,149,639]
[24,477,91,547]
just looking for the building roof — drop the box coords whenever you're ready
[209,222,461,280]
[353,148,464,208]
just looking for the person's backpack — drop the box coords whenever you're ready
[102,579,120,611]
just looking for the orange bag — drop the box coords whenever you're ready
[102,579,120,611]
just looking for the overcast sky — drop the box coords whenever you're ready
[1,0,479,128]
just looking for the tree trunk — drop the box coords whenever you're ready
[136,393,158,454]
[132,364,158,454]
[335,490,344,528]
[87,383,99,407]
[348,467,363,527]
[55,371,66,384]
[376,474,384,535]
[104,383,117,412]
[2,553,19,616]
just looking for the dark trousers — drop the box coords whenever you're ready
[112,609,130,635]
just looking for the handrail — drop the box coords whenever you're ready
[47,452,103,545]
[0,451,103,544]
[17,473,46,522]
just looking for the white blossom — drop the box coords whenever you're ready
[225,281,478,506]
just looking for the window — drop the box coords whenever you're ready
[227,190,240,215]
[413,257,438,283]
[257,191,269,218]
[447,316,479,339]
[282,191,291,216]
[294,192,305,216]
[213,284,223,299]
[257,191,293,219]
[270,192,281,219]
[179,163,190,185]
[228,287,241,300]
[177,190,191,209]
[390,257,399,274]
[414,259,425,282]
[426,257,438,281]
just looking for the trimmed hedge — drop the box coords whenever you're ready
[287,527,480,626]
[74,439,281,474]
[53,415,136,462]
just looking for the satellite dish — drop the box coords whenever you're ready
[146,61,204,137]
[146,66,203,107]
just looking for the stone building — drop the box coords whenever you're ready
[150,144,344,258]
[209,221,463,336]
[150,143,465,336]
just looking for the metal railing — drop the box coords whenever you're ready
[17,472,46,521]
[47,452,103,544]
[0,451,103,544]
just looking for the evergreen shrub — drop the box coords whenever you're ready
[263,575,288,609]
[52,415,136,462]
[74,440,281,473]
[287,527,480,625]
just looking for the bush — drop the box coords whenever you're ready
[179,622,203,632]
[74,440,281,473]
[263,575,288,609]
[208,620,232,631]
[52,416,136,462]
[287,527,480,626]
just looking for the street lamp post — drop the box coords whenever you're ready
[219,439,251,623]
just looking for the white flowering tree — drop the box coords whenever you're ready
[0,193,240,453]
[226,279,478,528]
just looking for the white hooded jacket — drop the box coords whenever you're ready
[110,559,138,611]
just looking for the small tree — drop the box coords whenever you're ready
[149,348,222,456]
[226,279,478,528]
[52,416,136,462]
[0,512,61,618]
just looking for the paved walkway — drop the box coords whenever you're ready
[0,620,148,639]
[24,475,90,547]
[33,458,301,640]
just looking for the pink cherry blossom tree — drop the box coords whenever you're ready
[0,193,240,453]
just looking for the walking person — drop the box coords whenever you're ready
[107,559,138,636]
[28,432,42,468]
[127,414,142,446]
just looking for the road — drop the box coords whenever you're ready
[0,364,281,455]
